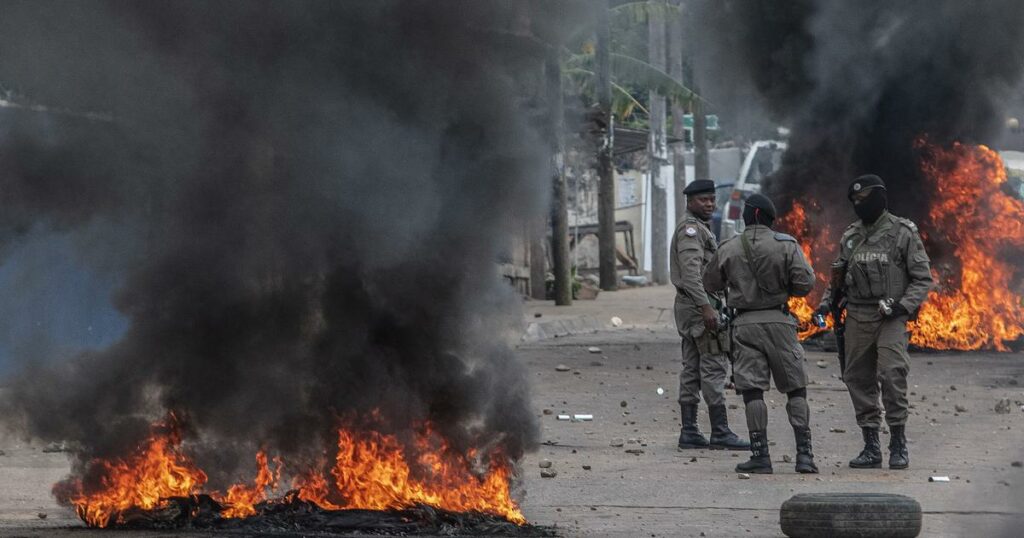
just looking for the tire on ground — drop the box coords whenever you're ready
[780,493,922,538]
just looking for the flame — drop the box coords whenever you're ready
[776,140,1024,351]
[909,140,1024,350]
[62,415,525,528]
[219,451,282,518]
[776,200,835,338]
[59,415,208,528]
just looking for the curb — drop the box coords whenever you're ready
[522,316,605,342]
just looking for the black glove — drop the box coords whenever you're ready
[887,301,909,318]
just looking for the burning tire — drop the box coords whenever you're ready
[780,493,921,538]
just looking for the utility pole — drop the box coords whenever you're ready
[668,0,687,220]
[546,49,572,305]
[596,0,617,291]
[529,220,547,300]
[693,96,710,181]
[648,0,669,285]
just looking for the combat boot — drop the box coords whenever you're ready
[677,404,709,449]
[735,430,772,474]
[708,404,750,450]
[888,425,909,469]
[848,426,883,469]
[793,427,819,474]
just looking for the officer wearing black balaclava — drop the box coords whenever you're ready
[703,193,819,474]
[816,174,934,471]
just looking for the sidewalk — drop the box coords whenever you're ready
[521,285,677,342]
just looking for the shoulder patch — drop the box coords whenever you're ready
[895,216,919,233]
[684,226,697,237]
[773,232,797,243]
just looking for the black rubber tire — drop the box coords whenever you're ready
[780,493,922,538]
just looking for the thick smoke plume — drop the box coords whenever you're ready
[0,1,573,490]
[695,0,1024,223]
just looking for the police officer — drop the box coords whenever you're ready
[703,194,818,474]
[816,174,934,470]
[671,179,748,451]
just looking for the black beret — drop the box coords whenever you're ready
[684,179,716,196]
[743,193,776,220]
[848,174,886,200]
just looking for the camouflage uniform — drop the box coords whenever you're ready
[704,224,818,473]
[820,210,933,469]
[670,210,746,450]
[819,211,933,428]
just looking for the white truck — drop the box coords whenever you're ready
[719,140,787,239]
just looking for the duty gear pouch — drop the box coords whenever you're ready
[690,325,730,357]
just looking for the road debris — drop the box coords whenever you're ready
[610,316,623,327]
[995,398,1012,414]
[557,415,571,421]
[656,387,665,395]
[620,401,628,407]
[540,469,558,478]
[610,438,625,447]
[955,404,967,413]
[782,455,792,463]
[582,465,592,470]
[738,473,751,479]
[538,459,552,469]
[573,414,593,421]
[816,360,828,368]
[928,476,950,482]
[625,448,644,455]
[555,364,571,372]
[829,427,846,433]
[1011,461,1023,468]
[587,347,602,354]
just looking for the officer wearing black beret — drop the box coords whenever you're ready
[670,179,748,451]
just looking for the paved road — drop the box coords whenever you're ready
[516,328,1024,537]
[1,286,1022,537]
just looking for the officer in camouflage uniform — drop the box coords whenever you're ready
[817,174,934,470]
[704,194,819,474]
[671,179,748,451]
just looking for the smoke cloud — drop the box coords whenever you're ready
[0,1,573,491]
[693,0,1024,222]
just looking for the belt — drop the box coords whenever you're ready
[734,304,788,317]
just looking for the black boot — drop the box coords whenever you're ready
[793,427,819,474]
[678,404,709,449]
[888,425,909,470]
[848,427,883,469]
[735,430,772,474]
[708,405,750,450]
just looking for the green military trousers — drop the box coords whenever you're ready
[843,307,911,428]
[731,322,808,394]
[678,331,729,407]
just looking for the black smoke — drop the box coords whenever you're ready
[694,0,1024,223]
[0,1,575,493]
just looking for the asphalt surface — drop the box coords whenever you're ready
[1,287,1022,537]
[516,328,1024,537]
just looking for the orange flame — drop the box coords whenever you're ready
[909,140,1024,350]
[62,415,525,528]
[219,451,282,518]
[60,415,208,528]
[777,140,1024,351]
[776,200,835,338]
